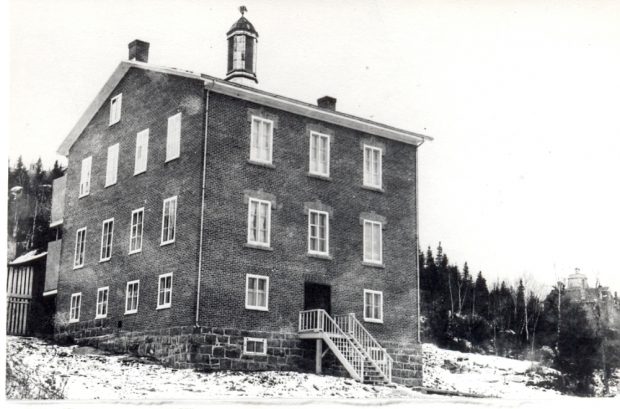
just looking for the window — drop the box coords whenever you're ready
[309,131,330,177]
[363,220,382,264]
[363,289,383,323]
[134,129,149,175]
[109,93,122,125]
[233,35,246,70]
[161,196,177,245]
[249,116,273,164]
[129,208,144,254]
[243,337,267,355]
[166,113,182,162]
[157,273,173,309]
[79,156,92,197]
[308,210,329,255]
[125,280,140,314]
[74,227,87,268]
[247,198,271,247]
[100,218,114,261]
[363,145,382,189]
[96,287,109,318]
[105,143,119,187]
[70,293,81,322]
[245,274,269,311]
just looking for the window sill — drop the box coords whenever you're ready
[134,170,146,177]
[104,182,116,188]
[78,194,89,199]
[361,185,384,193]
[165,156,180,164]
[363,318,384,324]
[99,258,111,263]
[160,240,175,247]
[244,243,274,251]
[245,306,269,312]
[243,352,267,356]
[156,305,171,310]
[69,319,79,323]
[128,249,142,255]
[362,261,385,269]
[124,311,138,316]
[247,159,275,169]
[95,315,107,320]
[73,265,84,270]
[307,172,332,182]
[307,252,332,260]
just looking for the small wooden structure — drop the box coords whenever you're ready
[6,250,49,335]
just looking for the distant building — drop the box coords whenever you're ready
[565,268,618,326]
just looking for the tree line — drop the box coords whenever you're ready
[8,156,65,254]
[419,242,620,396]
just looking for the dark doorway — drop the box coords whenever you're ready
[304,283,331,314]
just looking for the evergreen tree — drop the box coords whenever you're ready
[473,271,489,317]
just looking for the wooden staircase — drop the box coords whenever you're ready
[298,309,393,385]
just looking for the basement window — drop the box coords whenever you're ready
[243,337,267,355]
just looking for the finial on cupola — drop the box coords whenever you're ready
[226,6,259,86]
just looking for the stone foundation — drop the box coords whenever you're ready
[55,322,422,386]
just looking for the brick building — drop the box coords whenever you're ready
[53,11,432,386]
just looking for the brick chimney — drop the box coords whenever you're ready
[317,96,337,111]
[128,40,149,63]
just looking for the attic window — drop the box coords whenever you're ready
[109,93,122,125]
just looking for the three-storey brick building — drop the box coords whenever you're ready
[53,12,432,386]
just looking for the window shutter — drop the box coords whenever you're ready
[134,129,149,174]
[80,157,92,196]
[106,144,119,186]
[166,113,181,161]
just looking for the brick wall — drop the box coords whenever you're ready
[57,68,206,332]
[199,92,419,344]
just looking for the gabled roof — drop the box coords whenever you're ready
[58,61,433,155]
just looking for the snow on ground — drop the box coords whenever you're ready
[5,336,422,400]
[423,343,567,399]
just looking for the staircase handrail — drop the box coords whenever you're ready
[342,313,393,382]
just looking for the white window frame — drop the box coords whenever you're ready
[245,274,269,311]
[129,207,144,254]
[249,116,274,165]
[309,131,330,177]
[134,129,149,175]
[157,273,173,310]
[73,227,87,269]
[109,93,122,125]
[307,209,329,255]
[166,112,182,162]
[125,280,140,315]
[363,219,383,264]
[105,143,119,187]
[95,287,109,319]
[243,337,267,356]
[79,156,92,198]
[99,218,114,262]
[363,145,383,189]
[363,289,383,324]
[70,292,82,323]
[247,198,271,247]
[161,196,177,245]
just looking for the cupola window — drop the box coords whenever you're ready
[233,35,246,70]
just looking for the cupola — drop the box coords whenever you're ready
[226,6,258,86]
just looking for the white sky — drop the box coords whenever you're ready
[8,0,620,294]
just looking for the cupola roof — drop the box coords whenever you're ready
[227,16,258,37]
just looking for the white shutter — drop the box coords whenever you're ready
[79,156,92,197]
[105,144,119,186]
[134,129,149,175]
[166,113,182,162]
